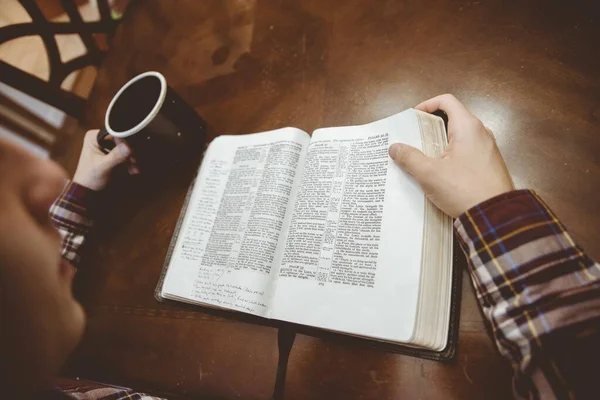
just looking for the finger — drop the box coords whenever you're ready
[83,129,101,145]
[485,126,496,140]
[101,142,132,171]
[415,94,474,120]
[128,163,140,175]
[85,129,100,138]
[388,143,433,183]
[112,139,138,166]
[83,129,110,155]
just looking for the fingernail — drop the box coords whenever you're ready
[118,143,131,157]
[389,143,401,159]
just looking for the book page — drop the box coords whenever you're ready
[270,110,425,342]
[161,128,310,316]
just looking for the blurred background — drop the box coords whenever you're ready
[0,0,127,157]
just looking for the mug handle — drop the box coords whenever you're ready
[96,128,115,154]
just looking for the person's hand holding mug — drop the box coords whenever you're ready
[73,130,139,191]
[388,94,514,218]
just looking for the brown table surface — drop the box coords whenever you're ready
[55,1,600,399]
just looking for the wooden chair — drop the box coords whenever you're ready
[0,0,121,119]
[0,89,59,149]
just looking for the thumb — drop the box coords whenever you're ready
[100,142,131,172]
[388,143,432,182]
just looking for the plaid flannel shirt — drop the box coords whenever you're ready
[49,182,97,268]
[49,183,599,399]
[45,378,165,400]
[456,189,600,399]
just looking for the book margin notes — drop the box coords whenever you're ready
[156,108,456,358]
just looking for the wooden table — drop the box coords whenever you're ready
[56,1,600,399]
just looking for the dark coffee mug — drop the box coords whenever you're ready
[97,71,206,171]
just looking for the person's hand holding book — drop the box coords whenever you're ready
[388,94,514,218]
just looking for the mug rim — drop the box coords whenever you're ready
[105,71,167,138]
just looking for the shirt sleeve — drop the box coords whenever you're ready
[455,189,600,399]
[49,181,98,268]
[47,377,167,400]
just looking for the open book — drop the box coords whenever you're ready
[156,109,455,354]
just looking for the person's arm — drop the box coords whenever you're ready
[455,190,600,399]
[49,129,134,268]
[389,94,600,399]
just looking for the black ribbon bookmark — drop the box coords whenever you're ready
[273,327,297,400]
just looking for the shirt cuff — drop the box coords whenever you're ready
[49,181,99,267]
[454,189,597,305]
[456,189,556,304]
